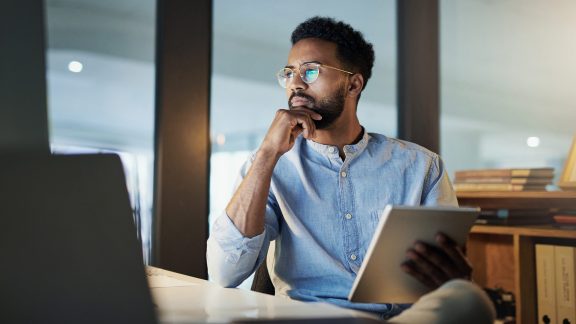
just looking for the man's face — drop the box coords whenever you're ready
[285,38,349,129]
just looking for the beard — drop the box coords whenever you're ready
[288,87,346,130]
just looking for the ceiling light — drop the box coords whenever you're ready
[68,61,83,73]
[527,136,540,148]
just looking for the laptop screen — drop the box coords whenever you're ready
[0,154,156,323]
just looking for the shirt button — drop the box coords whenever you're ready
[341,171,347,178]
[345,213,352,220]
[350,254,357,261]
[328,147,335,153]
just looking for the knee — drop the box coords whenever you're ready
[389,280,496,324]
[432,279,496,324]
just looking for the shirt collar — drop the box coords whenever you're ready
[305,127,371,158]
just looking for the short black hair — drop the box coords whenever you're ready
[291,16,375,91]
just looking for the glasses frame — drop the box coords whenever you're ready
[276,62,354,88]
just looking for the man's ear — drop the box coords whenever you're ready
[347,74,364,99]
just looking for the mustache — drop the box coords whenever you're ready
[288,92,315,107]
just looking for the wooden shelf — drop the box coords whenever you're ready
[458,191,576,199]
[462,192,576,324]
[457,191,576,209]
[472,224,576,239]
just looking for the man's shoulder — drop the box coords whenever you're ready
[367,132,439,160]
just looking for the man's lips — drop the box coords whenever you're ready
[290,96,313,108]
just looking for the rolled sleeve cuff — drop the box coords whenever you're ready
[211,212,266,265]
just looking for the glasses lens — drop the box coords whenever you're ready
[301,64,319,83]
[277,68,293,88]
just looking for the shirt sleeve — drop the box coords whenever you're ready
[206,154,281,288]
[421,155,458,207]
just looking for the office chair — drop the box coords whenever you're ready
[251,259,275,295]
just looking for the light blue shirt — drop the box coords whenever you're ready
[207,131,457,317]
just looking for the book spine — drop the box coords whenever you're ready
[555,245,576,324]
[454,183,547,191]
[480,208,550,218]
[455,168,553,179]
[536,244,557,324]
[454,177,552,184]
[455,170,511,178]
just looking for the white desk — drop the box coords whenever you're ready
[146,267,378,323]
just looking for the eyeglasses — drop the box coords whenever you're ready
[276,62,354,88]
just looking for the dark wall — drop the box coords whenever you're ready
[0,0,49,153]
[152,0,212,278]
[397,0,440,154]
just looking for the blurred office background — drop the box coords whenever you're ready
[44,0,575,264]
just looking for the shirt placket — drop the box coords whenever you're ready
[339,155,360,273]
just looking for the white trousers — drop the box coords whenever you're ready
[387,280,496,324]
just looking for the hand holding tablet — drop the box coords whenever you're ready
[401,231,473,290]
[348,205,480,304]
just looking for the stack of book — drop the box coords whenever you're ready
[476,208,552,225]
[552,210,576,228]
[454,167,554,192]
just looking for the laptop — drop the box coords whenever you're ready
[0,154,157,323]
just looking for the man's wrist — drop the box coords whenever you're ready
[257,146,283,162]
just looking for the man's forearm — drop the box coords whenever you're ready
[226,107,319,237]
[226,148,280,238]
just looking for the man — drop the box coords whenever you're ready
[207,17,494,322]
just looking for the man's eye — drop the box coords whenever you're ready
[284,70,294,78]
[304,69,319,80]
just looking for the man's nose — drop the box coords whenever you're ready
[288,73,307,92]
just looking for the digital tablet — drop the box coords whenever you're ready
[348,205,480,304]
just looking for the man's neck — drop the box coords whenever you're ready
[311,118,363,154]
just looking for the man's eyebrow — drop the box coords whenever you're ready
[284,61,321,69]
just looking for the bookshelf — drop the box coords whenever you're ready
[459,191,576,324]
[457,191,576,209]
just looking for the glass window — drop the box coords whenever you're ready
[211,0,397,287]
[45,0,156,262]
[440,1,576,185]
